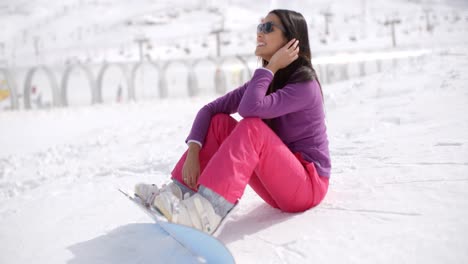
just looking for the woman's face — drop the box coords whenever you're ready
[255,13,288,62]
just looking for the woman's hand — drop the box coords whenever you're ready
[266,38,300,74]
[182,143,201,189]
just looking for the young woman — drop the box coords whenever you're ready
[135,9,331,234]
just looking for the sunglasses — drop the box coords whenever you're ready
[257,21,286,34]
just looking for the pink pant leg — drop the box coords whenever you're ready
[248,172,280,209]
[171,114,238,190]
[198,117,329,212]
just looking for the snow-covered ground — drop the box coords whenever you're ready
[1,0,468,262]
[0,45,467,263]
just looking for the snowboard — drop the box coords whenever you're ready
[118,189,235,264]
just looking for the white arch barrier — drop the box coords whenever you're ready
[160,60,191,98]
[23,65,60,109]
[1,50,430,111]
[190,57,218,97]
[96,63,131,103]
[130,61,161,100]
[60,63,97,106]
[0,68,19,110]
[215,55,252,94]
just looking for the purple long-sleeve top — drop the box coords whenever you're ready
[186,68,331,177]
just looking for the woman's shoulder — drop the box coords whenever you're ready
[287,66,320,91]
[285,68,321,100]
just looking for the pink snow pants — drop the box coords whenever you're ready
[171,114,329,213]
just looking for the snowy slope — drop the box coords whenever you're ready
[0,45,467,263]
[1,0,467,67]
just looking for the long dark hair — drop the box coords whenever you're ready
[262,9,323,100]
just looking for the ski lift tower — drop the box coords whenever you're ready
[210,10,227,58]
[384,17,401,47]
[135,35,149,62]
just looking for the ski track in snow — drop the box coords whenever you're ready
[0,48,468,263]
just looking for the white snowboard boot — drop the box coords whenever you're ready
[134,182,183,207]
[153,192,222,234]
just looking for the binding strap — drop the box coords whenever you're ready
[194,197,212,233]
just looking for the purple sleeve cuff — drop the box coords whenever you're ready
[258,67,274,76]
[186,140,202,147]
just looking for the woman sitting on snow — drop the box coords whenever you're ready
[135,9,331,234]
